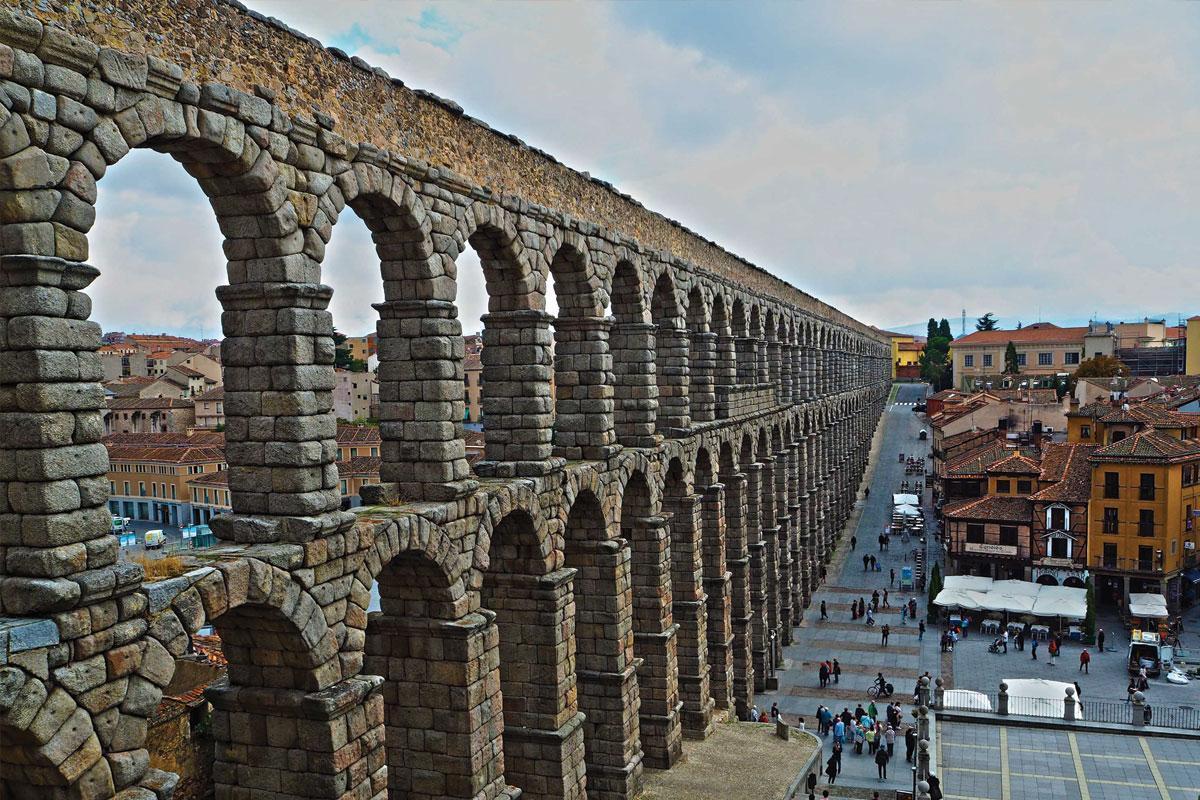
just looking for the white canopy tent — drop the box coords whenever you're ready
[943,575,995,593]
[1003,678,1085,720]
[1128,593,1169,619]
[943,689,993,712]
[893,493,920,507]
[894,504,922,518]
[935,578,1086,620]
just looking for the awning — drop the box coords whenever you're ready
[1002,678,1085,720]
[893,493,919,507]
[935,579,1086,619]
[894,504,922,518]
[1128,592,1169,619]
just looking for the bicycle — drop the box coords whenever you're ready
[867,682,894,699]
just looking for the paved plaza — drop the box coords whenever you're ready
[937,721,1200,800]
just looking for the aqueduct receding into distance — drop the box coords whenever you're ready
[0,2,891,799]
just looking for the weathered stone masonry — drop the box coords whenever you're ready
[0,3,890,800]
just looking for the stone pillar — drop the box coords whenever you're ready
[364,612,506,799]
[756,336,770,385]
[0,256,137,615]
[668,495,714,739]
[766,336,781,400]
[787,443,804,623]
[735,337,757,387]
[758,457,780,666]
[714,334,737,419]
[744,464,769,693]
[700,484,732,711]
[552,315,619,461]
[773,450,793,645]
[611,322,659,449]
[804,347,816,401]
[792,344,805,403]
[374,298,476,501]
[688,330,717,424]
[722,473,753,718]
[622,516,682,769]
[569,538,643,800]
[216,280,354,543]
[483,568,587,800]
[208,676,387,800]
[655,322,691,436]
[476,309,558,478]
[779,342,794,405]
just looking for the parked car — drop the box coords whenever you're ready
[144,529,166,550]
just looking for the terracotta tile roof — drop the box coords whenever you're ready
[988,388,1059,405]
[945,443,1012,478]
[106,397,194,410]
[168,365,203,378]
[1031,443,1099,503]
[943,495,1032,523]
[336,424,381,445]
[187,469,228,488]
[953,323,1088,346]
[192,386,225,402]
[1091,429,1200,464]
[338,457,381,477]
[103,431,225,448]
[986,452,1042,476]
[929,389,968,402]
[464,429,485,449]
[1067,401,1112,419]
[107,445,225,463]
[897,341,924,352]
[464,352,483,371]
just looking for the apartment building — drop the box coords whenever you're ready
[105,434,226,526]
[951,323,1093,390]
[192,386,225,429]
[103,397,195,434]
[333,369,378,422]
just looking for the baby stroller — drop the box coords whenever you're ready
[987,636,1006,655]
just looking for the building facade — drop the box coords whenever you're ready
[951,323,1092,390]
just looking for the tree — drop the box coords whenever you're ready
[926,318,938,341]
[1003,341,1020,374]
[938,318,952,340]
[333,329,352,370]
[975,312,998,331]
[927,561,942,623]
[1072,354,1128,380]
[919,317,955,391]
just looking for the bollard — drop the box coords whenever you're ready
[1064,686,1076,722]
[918,705,930,741]
[934,676,945,710]
[917,779,931,800]
[998,681,1008,716]
[918,739,931,780]
[1132,691,1146,728]
[919,674,931,707]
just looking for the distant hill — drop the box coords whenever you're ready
[878,311,1190,339]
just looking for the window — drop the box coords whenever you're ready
[1138,545,1154,571]
[138,481,145,497]
[123,481,130,496]
[1038,352,1052,366]
[1065,352,1080,365]
[1080,425,1091,439]
[341,480,348,494]
[1138,509,1155,537]
[1103,472,1119,499]
[1103,507,1119,534]
[170,484,176,500]
[1049,536,1070,559]
[964,354,974,367]
[1050,507,1067,530]
[996,479,1011,494]
[982,354,993,368]
[1188,505,1194,532]
[109,481,115,495]
[999,525,1019,547]
[371,447,378,457]
[965,524,985,544]
[1016,353,1027,367]
[1139,473,1156,501]
[1102,543,1118,568]
[1017,480,1032,494]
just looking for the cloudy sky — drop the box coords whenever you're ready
[90,2,1200,339]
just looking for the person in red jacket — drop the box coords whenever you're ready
[1079,648,1090,674]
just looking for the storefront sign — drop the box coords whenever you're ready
[964,542,1017,556]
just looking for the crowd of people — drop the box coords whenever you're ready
[813,699,919,784]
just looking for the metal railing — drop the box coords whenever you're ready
[941,690,1200,730]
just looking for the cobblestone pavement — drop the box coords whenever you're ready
[937,721,1200,800]
[761,382,936,793]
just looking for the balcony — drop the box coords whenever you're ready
[1093,555,1164,575]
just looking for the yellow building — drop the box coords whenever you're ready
[104,432,227,527]
[874,329,924,380]
[345,333,377,364]
[1187,316,1200,376]
[1087,430,1200,611]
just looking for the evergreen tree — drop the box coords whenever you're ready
[938,319,952,340]
[926,318,938,341]
[975,312,998,331]
[1003,341,1020,374]
[927,561,942,622]
[1084,579,1097,643]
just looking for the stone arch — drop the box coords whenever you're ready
[364,515,467,621]
[651,270,689,435]
[547,234,604,317]
[611,255,647,324]
[687,285,715,423]
[473,482,556,582]
[610,255,657,447]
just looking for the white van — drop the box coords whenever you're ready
[144,529,166,550]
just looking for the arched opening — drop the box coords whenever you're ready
[719,440,752,716]
[687,286,714,424]
[548,241,614,460]
[610,259,656,448]
[1063,576,1086,589]
[750,305,767,385]
[563,489,643,797]
[480,509,586,797]
[620,470,682,768]
[1037,574,1060,586]
[711,294,735,417]
[651,272,689,436]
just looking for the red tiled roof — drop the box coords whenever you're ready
[336,424,381,445]
[338,457,381,477]
[1091,430,1200,464]
[986,452,1042,476]
[943,494,1032,523]
[107,445,225,463]
[945,443,1012,478]
[106,397,194,410]
[1031,443,1098,503]
[953,323,1088,347]
[192,386,225,402]
[187,469,229,487]
[103,431,225,448]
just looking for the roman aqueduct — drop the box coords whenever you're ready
[0,2,891,798]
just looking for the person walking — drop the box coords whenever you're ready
[1048,637,1057,666]
[901,604,908,624]
[875,743,890,780]
[1098,628,1105,654]
[832,739,843,774]
[918,619,926,641]
[833,717,845,746]
[909,598,918,619]
[851,535,857,550]
[890,568,896,588]
[863,553,870,572]
[905,725,917,764]
[854,723,865,754]
[819,661,830,689]
[885,724,896,759]
[865,724,877,755]
[1001,630,1009,654]
[1079,648,1090,674]
[881,624,890,646]
[771,702,780,721]
[825,754,838,784]
[833,659,842,684]
[1031,637,1038,660]
[1014,629,1024,652]
[820,600,828,621]
[1126,677,1137,703]
[883,589,890,608]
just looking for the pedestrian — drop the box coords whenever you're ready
[1144,703,1153,725]
[878,534,885,552]
[833,659,841,684]
[855,703,866,721]
[1098,628,1105,654]
[806,770,818,800]
[881,624,890,646]
[749,703,760,721]
[833,717,845,746]
[1048,637,1057,666]
[867,700,878,720]
[1031,638,1038,660]
[820,600,828,621]
[825,754,838,784]
[854,723,865,754]
[1079,648,1090,674]
[883,589,890,608]
[870,554,877,571]
[851,535,857,550]
[905,725,916,763]
[872,590,880,612]
[865,724,877,754]
[1014,629,1024,652]
[1126,678,1136,703]
[832,739,843,773]
[863,553,870,572]
[901,604,908,624]
[865,487,870,499]
[890,568,896,588]
[885,725,896,759]
[819,661,829,689]
[759,710,769,722]
[1001,630,1008,654]
[820,564,827,582]
[875,743,889,780]
[962,615,971,638]
[771,702,780,721]
[909,598,917,619]
[919,620,926,641]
